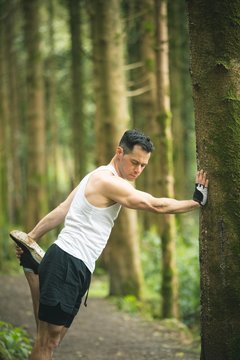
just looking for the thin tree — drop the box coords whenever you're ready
[0,1,9,263]
[131,0,157,230]
[67,0,86,183]
[22,0,47,230]
[45,0,59,208]
[4,1,22,223]
[154,0,179,318]
[168,0,194,199]
[187,1,240,358]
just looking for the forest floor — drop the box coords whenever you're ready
[0,274,200,360]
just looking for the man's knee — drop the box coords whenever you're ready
[47,333,61,350]
[37,321,64,350]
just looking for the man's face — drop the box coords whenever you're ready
[116,145,151,181]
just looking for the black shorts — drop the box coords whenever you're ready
[38,244,91,327]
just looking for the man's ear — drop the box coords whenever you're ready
[116,146,124,157]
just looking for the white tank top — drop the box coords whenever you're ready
[55,164,122,273]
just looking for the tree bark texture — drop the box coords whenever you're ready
[154,0,179,318]
[89,0,129,163]
[23,0,47,230]
[4,1,23,223]
[168,0,194,199]
[68,0,86,183]
[187,1,240,358]
[45,0,59,206]
[137,0,157,230]
[0,2,9,251]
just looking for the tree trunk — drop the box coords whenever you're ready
[4,1,22,224]
[23,0,47,231]
[45,0,59,208]
[154,0,179,318]
[187,1,240,358]
[136,0,157,231]
[109,208,143,297]
[0,2,9,262]
[168,0,194,199]
[89,0,144,298]
[68,0,86,184]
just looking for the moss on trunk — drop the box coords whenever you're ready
[187,0,240,358]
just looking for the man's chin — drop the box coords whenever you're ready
[127,175,137,181]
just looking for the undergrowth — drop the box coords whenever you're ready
[0,321,32,360]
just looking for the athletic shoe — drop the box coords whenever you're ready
[9,230,45,264]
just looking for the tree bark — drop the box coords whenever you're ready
[136,0,157,230]
[168,0,194,199]
[68,0,86,184]
[0,1,9,254]
[187,1,240,358]
[4,1,22,224]
[154,0,179,318]
[45,0,59,208]
[23,0,47,230]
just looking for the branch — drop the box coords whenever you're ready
[126,85,152,97]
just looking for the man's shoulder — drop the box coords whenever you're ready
[90,170,120,188]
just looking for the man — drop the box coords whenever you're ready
[10,129,208,360]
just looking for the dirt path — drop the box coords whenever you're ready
[0,274,199,360]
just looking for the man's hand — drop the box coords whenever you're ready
[193,169,209,206]
[15,245,23,260]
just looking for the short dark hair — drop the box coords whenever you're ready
[119,129,154,154]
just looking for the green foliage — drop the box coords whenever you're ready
[177,237,200,325]
[89,274,109,298]
[0,226,20,274]
[177,215,200,326]
[0,321,32,360]
[115,295,141,314]
[140,230,161,296]
[140,220,200,325]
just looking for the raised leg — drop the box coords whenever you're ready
[24,271,39,327]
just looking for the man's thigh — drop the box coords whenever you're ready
[38,244,91,316]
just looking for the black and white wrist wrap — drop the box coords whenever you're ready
[193,183,208,206]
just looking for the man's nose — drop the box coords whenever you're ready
[134,165,141,173]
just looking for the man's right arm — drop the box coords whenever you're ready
[28,186,79,241]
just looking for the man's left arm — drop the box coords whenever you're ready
[103,169,208,214]
[28,186,79,241]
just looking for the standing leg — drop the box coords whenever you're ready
[29,320,67,360]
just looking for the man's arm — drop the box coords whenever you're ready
[28,186,79,241]
[101,170,208,214]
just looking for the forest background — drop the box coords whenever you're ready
[0,0,201,331]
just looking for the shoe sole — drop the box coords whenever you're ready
[9,230,45,264]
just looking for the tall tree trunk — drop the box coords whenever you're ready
[89,0,144,298]
[5,1,22,224]
[187,1,240,358]
[68,0,86,184]
[136,0,157,231]
[168,0,193,199]
[0,1,9,264]
[23,0,47,231]
[154,0,179,318]
[45,0,59,209]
